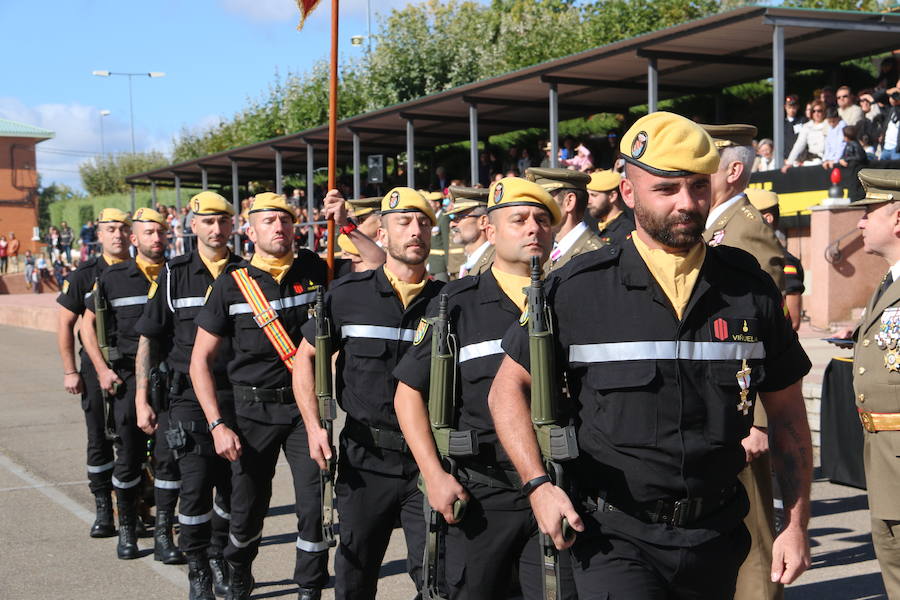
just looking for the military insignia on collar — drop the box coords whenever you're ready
[493,182,504,205]
[413,318,429,345]
[709,229,725,246]
[389,191,400,209]
[519,306,529,326]
[62,280,70,294]
[631,131,648,159]
[148,280,158,299]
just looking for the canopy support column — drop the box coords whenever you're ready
[231,160,240,252]
[773,24,785,164]
[647,57,658,113]
[274,148,283,195]
[175,175,182,212]
[548,83,559,168]
[307,142,315,250]
[352,131,361,198]
[201,167,208,191]
[406,119,415,188]
[469,104,478,186]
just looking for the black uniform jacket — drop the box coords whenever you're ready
[301,266,444,476]
[86,260,154,361]
[194,250,327,424]
[135,250,244,386]
[501,241,811,546]
[598,207,635,248]
[58,255,112,317]
[394,269,520,472]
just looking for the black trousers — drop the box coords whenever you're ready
[79,352,114,495]
[224,414,328,589]
[569,517,751,600]
[446,482,577,600]
[334,460,425,599]
[110,368,150,493]
[170,392,233,556]
[153,408,181,512]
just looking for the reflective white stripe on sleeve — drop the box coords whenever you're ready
[213,502,231,521]
[83,292,92,302]
[296,536,331,552]
[179,511,213,526]
[112,475,142,489]
[86,461,114,474]
[458,339,504,363]
[110,295,149,308]
[229,531,262,548]
[341,324,416,342]
[568,340,765,364]
[228,292,317,315]
[154,478,182,490]
[172,297,206,309]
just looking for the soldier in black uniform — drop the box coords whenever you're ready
[293,187,443,599]
[56,208,132,538]
[80,208,175,561]
[191,191,374,600]
[394,177,577,599]
[586,169,635,246]
[489,112,814,599]
[134,192,243,599]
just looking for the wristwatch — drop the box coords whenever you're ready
[208,418,225,432]
[521,474,552,497]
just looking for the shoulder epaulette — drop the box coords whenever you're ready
[441,274,479,298]
[556,244,621,280]
[223,262,244,275]
[105,260,132,274]
[708,244,767,281]
[329,268,376,290]
[168,253,193,268]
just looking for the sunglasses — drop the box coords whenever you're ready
[812,109,824,113]
[860,99,872,104]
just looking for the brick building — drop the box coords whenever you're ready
[0,118,54,253]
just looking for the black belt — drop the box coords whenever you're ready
[233,385,294,404]
[457,464,521,491]
[585,486,738,528]
[344,417,408,453]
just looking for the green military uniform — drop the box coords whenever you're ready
[347,197,381,221]
[703,124,785,600]
[524,167,606,273]
[424,191,452,282]
[447,186,494,278]
[852,169,900,599]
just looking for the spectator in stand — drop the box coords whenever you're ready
[784,100,829,170]
[783,95,808,160]
[36,252,50,290]
[23,250,35,290]
[881,89,900,161]
[431,165,450,192]
[839,125,868,201]
[820,85,837,108]
[59,221,73,263]
[596,130,619,169]
[0,235,7,274]
[875,56,899,91]
[517,148,533,175]
[559,136,575,160]
[504,168,519,178]
[52,255,66,289]
[858,90,884,152]
[79,220,96,261]
[539,142,553,168]
[560,143,593,172]
[7,232,19,273]
[478,152,492,186]
[180,206,193,254]
[502,147,519,174]
[753,138,778,172]
[821,107,848,169]
[837,86,864,127]
[46,226,61,261]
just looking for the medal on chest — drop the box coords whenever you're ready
[735,359,752,416]
[878,308,900,354]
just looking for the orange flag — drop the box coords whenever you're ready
[296,0,322,30]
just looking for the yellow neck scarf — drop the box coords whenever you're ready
[597,210,622,232]
[200,252,229,280]
[102,254,126,266]
[491,266,530,313]
[251,252,293,284]
[632,233,706,320]
[135,254,163,283]
[383,264,426,308]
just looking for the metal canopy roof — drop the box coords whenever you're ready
[126,6,900,189]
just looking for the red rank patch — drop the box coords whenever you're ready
[713,318,729,341]
[294,283,305,294]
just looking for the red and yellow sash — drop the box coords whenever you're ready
[231,268,297,372]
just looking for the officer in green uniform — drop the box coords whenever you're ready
[446,186,493,279]
[347,197,382,241]
[525,167,606,272]
[586,170,635,247]
[426,191,452,281]
[701,124,788,600]
[849,169,900,598]
[490,112,813,599]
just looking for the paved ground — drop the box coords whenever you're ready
[0,324,886,599]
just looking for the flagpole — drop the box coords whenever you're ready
[326,0,339,281]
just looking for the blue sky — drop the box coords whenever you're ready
[0,0,402,190]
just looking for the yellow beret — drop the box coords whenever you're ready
[337,233,359,256]
[249,192,296,220]
[446,199,487,218]
[381,187,437,225]
[190,191,234,216]
[525,167,590,192]
[701,124,758,149]
[486,177,561,226]
[744,188,779,212]
[132,207,168,228]
[97,208,132,225]
[424,191,444,202]
[855,168,900,206]
[448,186,489,202]
[587,170,622,192]
[620,111,719,176]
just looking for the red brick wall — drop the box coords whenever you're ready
[0,136,41,254]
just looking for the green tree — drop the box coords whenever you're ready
[38,178,84,230]
[79,152,170,196]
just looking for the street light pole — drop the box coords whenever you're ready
[99,109,111,156]
[92,71,165,155]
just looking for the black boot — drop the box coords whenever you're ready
[187,552,215,600]
[297,587,321,600]
[225,563,254,600]
[154,510,186,564]
[90,492,116,538]
[209,556,229,598]
[116,493,139,560]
